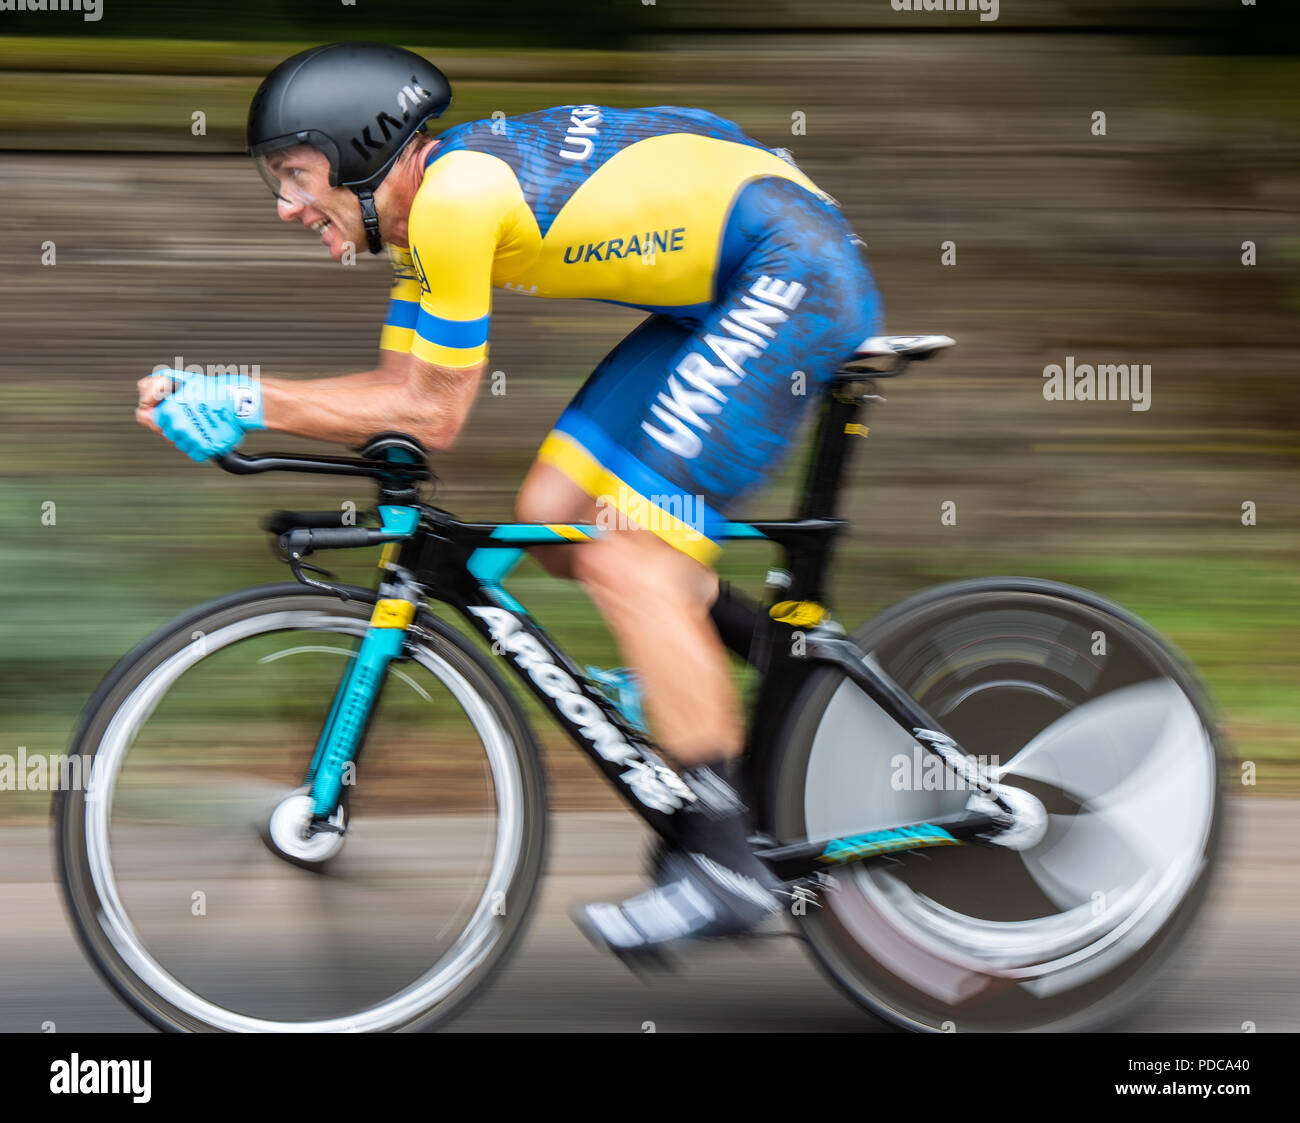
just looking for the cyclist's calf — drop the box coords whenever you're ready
[569,529,740,760]
[515,461,738,760]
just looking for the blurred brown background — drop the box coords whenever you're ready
[1,1,1296,813]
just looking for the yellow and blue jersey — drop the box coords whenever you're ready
[379,105,827,368]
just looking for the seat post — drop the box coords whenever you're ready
[797,376,869,521]
[752,377,868,615]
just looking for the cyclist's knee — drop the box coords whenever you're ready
[515,462,599,580]
[512,487,549,525]
[574,530,715,611]
[515,461,591,525]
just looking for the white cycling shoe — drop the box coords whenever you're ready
[576,849,780,957]
[574,762,782,963]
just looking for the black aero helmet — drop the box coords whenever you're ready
[247,42,452,252]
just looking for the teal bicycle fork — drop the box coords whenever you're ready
[302,586,418,819]
[300,503,425,822]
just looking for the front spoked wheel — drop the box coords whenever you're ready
[771,578,1225,1032]
[56,584,547,1032]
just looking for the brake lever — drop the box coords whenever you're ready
[285,548,349,601]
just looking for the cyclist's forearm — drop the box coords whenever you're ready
[258,361,484,449]
[254,343,410,396]
[291,365,393,393]
[276,349,410,394]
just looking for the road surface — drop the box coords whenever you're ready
[1,798,1294,1032]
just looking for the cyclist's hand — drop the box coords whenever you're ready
[138,369,266,463]
[135,374,174,432]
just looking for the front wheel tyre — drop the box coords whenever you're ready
[55,583,548,1032]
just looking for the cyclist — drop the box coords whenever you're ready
[135,42,883,960]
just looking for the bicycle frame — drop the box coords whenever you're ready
[220,366,1013,884]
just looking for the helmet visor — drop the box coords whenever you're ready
[250,133,341,209]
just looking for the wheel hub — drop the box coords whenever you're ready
[266,789,346,864]
[970,783,1048,851]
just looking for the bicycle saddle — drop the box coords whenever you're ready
[839,334,956,375]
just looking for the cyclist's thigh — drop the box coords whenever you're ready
[516,461,599,524]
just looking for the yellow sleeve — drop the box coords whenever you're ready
[406,150,528,368]
[379,245,422,355]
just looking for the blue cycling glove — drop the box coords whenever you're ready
[152,370,266,462]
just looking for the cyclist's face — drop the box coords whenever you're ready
[259,145,361,260]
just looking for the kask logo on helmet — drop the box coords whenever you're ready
[348,76,435,161]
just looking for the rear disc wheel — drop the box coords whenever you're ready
[770,578,1225,1032]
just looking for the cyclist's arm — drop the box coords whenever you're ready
[206,231,454,441]
[258,154,524,447]
[265,154,527,446]
[135,351,483,449]
[139,152,519,450]
[257,353,485,450]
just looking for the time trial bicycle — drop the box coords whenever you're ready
[55,334,1224,1032]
